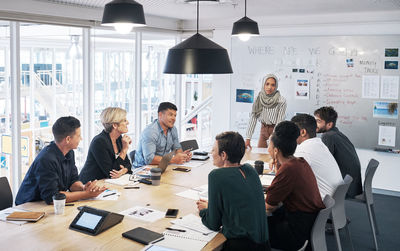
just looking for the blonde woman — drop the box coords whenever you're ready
[79,107,132,183]
[245,74,287,149]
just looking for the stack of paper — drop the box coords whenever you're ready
[175,184,208,201]
[120,206,165,223]
[171,214,215,235]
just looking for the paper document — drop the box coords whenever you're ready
[0,208,29,225]
[260,175,275,187]
[120,206,165,223]
[171,214,216,235]
[89,189,120,201]
[174,161,205,168]
[150,225,218,251]
[105,174,138,186]
[176,184,208,201]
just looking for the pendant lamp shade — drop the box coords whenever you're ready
[231,0,259,41]
[232,16,259,37]
[164,33,233,74]
[101,0,146,34]
[164,0,233,74]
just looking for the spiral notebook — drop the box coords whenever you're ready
[150,227,218,251]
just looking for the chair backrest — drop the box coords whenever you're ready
[129,150,136,164]
[364,158,379,204]
[311,195,335,251]
[331,175,353,229]
[180,139,199,151]
[0,177,13,210]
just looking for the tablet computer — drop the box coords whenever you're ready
[69,206,123,236]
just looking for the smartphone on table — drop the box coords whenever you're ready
[172,167,191,172]
[165,209,179,218]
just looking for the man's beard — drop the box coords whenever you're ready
[316,126,327,133]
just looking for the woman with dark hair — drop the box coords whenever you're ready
[245,74,287,149]
[197,131,270,251]
[266,121,324,250]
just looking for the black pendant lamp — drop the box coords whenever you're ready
[231,0,259,41]
[164,0,233,74]
[101,0,146,34]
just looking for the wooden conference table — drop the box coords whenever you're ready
[0,150,270,251]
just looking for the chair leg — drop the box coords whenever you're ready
[333,223,343,251]
[370,203,379,235]
[344,224,354,251]
[366,204,379,250]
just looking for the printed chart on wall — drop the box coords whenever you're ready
[230,35,400,149]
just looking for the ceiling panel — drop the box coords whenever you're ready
[36,0,400,21]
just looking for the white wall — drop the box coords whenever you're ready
[212,16,400,194]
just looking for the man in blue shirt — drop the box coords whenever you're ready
[134,102,192,167]
[15,116,106,205]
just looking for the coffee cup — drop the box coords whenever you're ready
[254,160,264,175]
[52,193,66,215]
[150,167,162,186]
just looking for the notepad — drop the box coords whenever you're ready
[122,227,164,245]
[6,211,45,222]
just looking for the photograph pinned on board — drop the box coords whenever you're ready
[378,125,396,147]
[236,89,254,103]
[295,79,309,100]
[373,101,398,119]
[384,61,398,70]
[346,58,354,67]
[385,48,399,57]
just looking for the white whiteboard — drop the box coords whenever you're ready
[230,35,400,149]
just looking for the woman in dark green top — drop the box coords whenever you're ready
[197,131,270,251]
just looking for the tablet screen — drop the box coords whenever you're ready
[75,212,103,230]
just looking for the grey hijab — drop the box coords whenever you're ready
[251,74,281,117]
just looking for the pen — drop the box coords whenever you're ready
[166,227,186,232]
[124,186,140,189]
[103,192,116,198]
[65,203,75,206]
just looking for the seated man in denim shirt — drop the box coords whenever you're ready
[15,116,106,205]
[134,102,192,167]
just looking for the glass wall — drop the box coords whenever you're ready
[141,33,176,129]
[0,22,11,183]
[0,20,219,191]
[181,74,213,149]
[19,23,84,176]
[92,29,136,150]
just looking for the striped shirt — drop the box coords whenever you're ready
[245,96,287,139]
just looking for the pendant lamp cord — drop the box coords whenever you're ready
[245,0,247,17]
[197,0,199,33]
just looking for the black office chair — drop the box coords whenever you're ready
[180,139,199,151]
[129,150,136,165]
[0,176,13,210]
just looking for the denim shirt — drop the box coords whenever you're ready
[133,119,181,167]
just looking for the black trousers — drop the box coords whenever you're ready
[223,238,271,251]
[268,206,318,251]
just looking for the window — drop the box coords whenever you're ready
[20,23,84,176]
[92,29,136,149]
[181,74,213,149]
[141,34,176,129]
[0,21,11,182]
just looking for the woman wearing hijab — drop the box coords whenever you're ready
[245,74,287,149]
